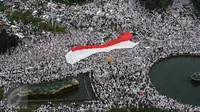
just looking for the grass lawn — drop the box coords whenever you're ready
[18,106,37,112]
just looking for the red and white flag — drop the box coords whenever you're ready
[65,32,139,64]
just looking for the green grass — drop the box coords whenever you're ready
[18,106,37,112]
[8,11,69,34]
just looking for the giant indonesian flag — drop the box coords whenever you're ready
[65,32,139,64]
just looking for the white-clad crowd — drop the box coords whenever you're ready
[1,0,200,111]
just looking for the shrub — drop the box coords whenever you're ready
[191,0,200,13]
[0,29,19,54]
[139,0,172,10]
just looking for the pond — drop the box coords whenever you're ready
[149,55,200,106]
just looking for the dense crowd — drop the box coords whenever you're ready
[1,0,200,111]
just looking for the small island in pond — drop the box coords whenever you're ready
[18,79,79,97]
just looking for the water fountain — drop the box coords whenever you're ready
[191,72,200,81]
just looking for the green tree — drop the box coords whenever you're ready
[139,0,172,10]
[53,0,92,5]
[0,88,4,100]
[0,29,19,54]
[8,11,69,34]
[192,0,200,14]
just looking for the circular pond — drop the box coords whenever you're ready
[149,55,200,106]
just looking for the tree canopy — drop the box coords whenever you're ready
[191,0,200,13]
[0,29,19,54]
[8,11,69,34]
[139,0,172,10]
[0,88,3,100]
[52,0,92,5]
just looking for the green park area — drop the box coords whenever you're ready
[8,11,69,34]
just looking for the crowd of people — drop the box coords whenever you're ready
[1,0,200,111]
